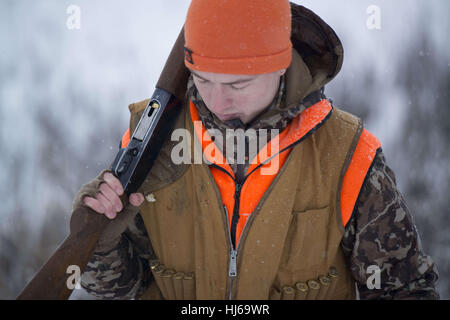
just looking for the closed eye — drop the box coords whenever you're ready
[192,74,209,84]
[196,78,209,84]
[230,84,249,90]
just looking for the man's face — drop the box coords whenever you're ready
[191,69,285,124]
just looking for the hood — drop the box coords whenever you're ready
[285,3,344,108]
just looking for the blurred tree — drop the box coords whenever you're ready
[394,29,450,298]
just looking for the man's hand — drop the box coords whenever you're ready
[71,169,146,253]
[82,172,144,219]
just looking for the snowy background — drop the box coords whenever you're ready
[0,0,449,299]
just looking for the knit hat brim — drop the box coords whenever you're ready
[184,45,292,75]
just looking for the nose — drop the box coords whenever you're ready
[209,85,231,113]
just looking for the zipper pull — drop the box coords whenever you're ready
[229,249,237,277]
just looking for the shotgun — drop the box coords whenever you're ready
[17,27,189,300]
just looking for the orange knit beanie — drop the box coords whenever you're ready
[184,0,292,75]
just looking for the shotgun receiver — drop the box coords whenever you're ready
[111,88,179,194]
[17,27,189,300]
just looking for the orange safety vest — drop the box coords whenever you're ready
[121,99,381,248]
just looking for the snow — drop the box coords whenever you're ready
[0,0,448,299]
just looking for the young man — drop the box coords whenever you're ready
[75,1,439,299]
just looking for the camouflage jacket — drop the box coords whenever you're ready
[80,80,439,300]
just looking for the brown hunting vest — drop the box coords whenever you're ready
[120,94,381,300]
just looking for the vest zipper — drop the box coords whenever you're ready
[223,205,237,300]
[230,181,244,249]
[223,204,237,278]
[219,175,251,300]
[229,178,245,279]
[213,141,301,299]
[210,136,307,299]
[211,143,293,299]
[229,249,237,277]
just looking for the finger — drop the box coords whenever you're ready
[97,193,116,219]
[103,172,124,196]
[83,196,106,214]
[99,182,123,212]
[129,193,144,207]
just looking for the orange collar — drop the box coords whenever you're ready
[189,99,333,175]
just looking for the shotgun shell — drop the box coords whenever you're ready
[328,266,339,294]
[281,286,295,300]
[183,272,195,300]
[306,280,321,300]
[173,272,185,300]
[162,269,176,300]
[149,259,160,270]
[294,282,308,300]
[317,275,331,299]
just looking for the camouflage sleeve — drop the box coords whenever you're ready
[80,213,153,299]
[341,150,440,300]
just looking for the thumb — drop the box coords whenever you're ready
[129,193,145,207]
